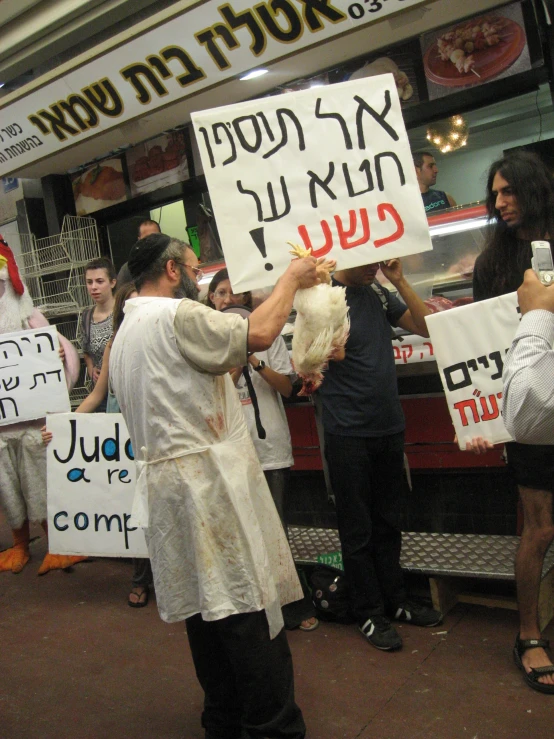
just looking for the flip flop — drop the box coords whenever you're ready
[298,617,319,632]
[128,585,149,608]
[513,635,554,694]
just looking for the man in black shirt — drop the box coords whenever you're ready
[318,259,442,651]
[413,151,456,214]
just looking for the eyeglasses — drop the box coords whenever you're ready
[213,288,243,300]
[188,265,204,279]
[174,260,203,280]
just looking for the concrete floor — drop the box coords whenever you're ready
[2,522,553,739]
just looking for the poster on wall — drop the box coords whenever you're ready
[425,292,521,448]
[125,131,189,197]
[46,413,148,557]
[71,157,127,215]
[192,75,432,293]
[328,38,425,108]
[0,177,22,223]
[421,2,531,101]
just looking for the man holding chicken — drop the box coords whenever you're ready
[110,233,333,738]
[318,258,442,651]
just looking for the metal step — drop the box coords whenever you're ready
[288,527,554,581]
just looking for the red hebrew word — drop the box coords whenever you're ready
[297,203,403,255]
[373,203,404,248]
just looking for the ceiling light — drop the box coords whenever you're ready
[310,82,325,88]
[239,69,268,81]
[427,115,469,154]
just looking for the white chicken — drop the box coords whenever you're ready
[288,242,350,395]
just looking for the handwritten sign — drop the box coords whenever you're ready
[192,75,431,292]
[46,413,147,557]
[0,0,429,178]
[0,326,69,426]
[425,293,521,448]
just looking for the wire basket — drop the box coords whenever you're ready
[68,269,91,310]
[32,276,80,317]
[19,216,100,277]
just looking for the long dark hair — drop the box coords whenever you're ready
[207,268,253,309]
[112,282,136,336]
[478,151,554,297]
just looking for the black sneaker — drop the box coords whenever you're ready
[359,615,403,651]
[391,600,442,627]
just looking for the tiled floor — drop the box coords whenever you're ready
[2,521,553,739]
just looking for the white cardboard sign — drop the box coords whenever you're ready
[46,413,148,557]
[192,75,432,292]
[425,292,521,449]
[0,326,69,426]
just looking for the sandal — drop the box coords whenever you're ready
[513,635,554,694]
[298,617,319,632]
[128,585,149,608]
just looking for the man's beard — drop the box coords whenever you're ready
[173,270,200,300]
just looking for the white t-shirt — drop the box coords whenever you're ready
[237,334,294,471]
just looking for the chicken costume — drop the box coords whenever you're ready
[0,236,85,574]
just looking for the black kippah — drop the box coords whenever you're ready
[128,233,171,280]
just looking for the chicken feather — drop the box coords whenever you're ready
[288,242,350,395]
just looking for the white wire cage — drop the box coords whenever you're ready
[19,216,100,277]
[32,267,90,317]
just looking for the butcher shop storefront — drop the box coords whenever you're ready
[1,0,554,546]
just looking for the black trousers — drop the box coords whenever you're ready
[186,610,306,739]
[324,431,407,623]
[131,557,153,587]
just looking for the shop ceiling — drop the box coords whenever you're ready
[0,0,524,178]
[408,83,554,152]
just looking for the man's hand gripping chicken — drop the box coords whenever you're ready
[288,243,349,395]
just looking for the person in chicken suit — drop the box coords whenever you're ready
[0,235,85,575]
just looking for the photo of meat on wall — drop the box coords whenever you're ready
[125,131,189,198]
[71,158,127,215]
[327,38,423,108]
[421,1,531,100]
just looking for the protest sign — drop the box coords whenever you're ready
[0,326,69,426]
[192,75,431,292]
[47,413,147,557]
[425,292,521,449]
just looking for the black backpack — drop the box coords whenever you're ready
[310,565,355,623]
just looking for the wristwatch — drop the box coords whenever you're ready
[253,360,266,372]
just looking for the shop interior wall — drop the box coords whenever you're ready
[420,108,554,207]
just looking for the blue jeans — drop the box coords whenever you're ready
[324,431,407,623]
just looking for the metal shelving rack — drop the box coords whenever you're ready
[19,216,101,408]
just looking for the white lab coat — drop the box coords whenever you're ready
[110,297,302,637]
